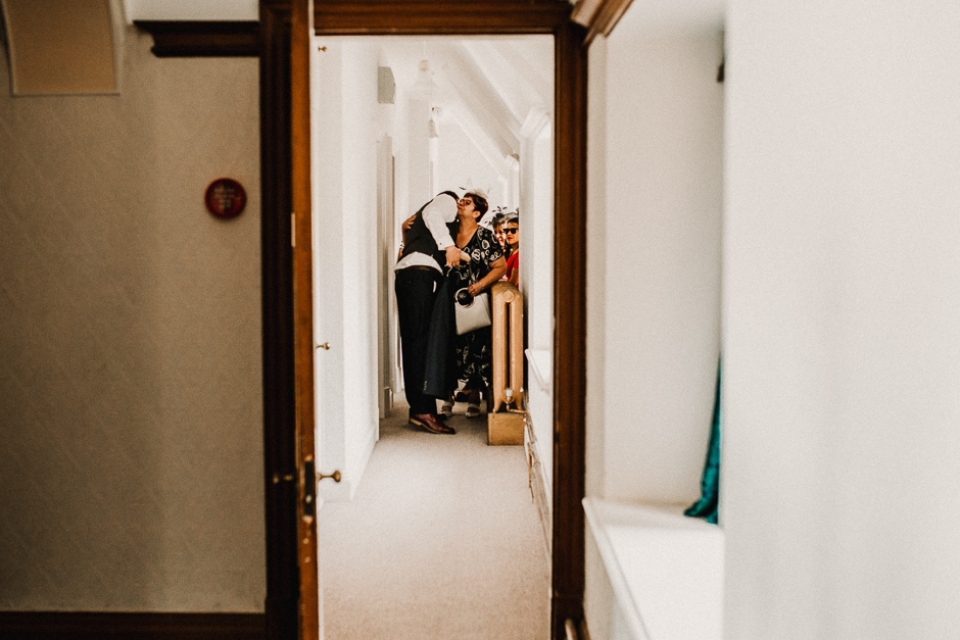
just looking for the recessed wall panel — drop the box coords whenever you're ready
[2,0,118,95]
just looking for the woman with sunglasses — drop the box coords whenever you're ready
[444,191,507,418]
[502,213,520,286]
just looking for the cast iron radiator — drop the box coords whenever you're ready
[490,281,524,412]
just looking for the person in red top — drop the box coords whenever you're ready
[502,213,519,286]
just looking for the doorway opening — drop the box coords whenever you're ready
[310,34,556,637]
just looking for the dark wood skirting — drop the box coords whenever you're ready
[0,612,265,640]
[134,21,260,57]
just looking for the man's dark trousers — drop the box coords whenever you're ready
[395,267,441,416]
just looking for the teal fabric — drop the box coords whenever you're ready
[684,360,721,524]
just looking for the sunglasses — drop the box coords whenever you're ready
[504,228,519,234]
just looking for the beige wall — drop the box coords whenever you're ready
[0,27,265,612]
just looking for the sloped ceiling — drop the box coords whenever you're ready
[377,36,553,173]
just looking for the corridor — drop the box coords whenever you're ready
[318,404,550,639]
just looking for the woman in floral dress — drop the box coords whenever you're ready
[449,191,506,417]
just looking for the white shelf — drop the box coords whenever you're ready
[583,498,724,640]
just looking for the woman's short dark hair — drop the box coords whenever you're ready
[465,191,488,216]
[502,212,519,225]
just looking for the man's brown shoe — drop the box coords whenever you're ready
[409,413,456,435]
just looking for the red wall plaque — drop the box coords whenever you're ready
[205,178,247,219]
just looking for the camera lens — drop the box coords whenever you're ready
[456,289,474,305]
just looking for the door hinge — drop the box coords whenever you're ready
[271,472,295,484]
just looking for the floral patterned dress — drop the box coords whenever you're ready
[450,226,504,392]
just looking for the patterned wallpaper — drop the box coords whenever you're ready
[0,28,265,611]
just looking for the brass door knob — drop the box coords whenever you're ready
[316,342,331,350]
[318,470,341,483]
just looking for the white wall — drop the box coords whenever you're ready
[723,3,960,638]
[0,29,264,612]
[405,93,433,214]
[587,16,724,506]
[436,117,502,204]
[584,5,724,635]
[342,42,382,480]
[520,109,555,500]
[586,35,609,502]
[314,39,381,501]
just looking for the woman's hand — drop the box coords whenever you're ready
[469,258,507,296]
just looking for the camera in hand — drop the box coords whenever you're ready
[456,289,475,306]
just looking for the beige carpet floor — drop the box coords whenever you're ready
[318,402,551,640]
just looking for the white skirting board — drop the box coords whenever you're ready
[524,348,552,392]
[318,420,379,502]
[524,415,552,558]
[583,498,724,640]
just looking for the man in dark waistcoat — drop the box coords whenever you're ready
[394,191,462,434]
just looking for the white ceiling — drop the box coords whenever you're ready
[367,36,553,166]
[309,34,552,173]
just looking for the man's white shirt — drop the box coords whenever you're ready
[394,193,458,273]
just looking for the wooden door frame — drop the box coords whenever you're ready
[259,4,299,640]
[259,2,587,639]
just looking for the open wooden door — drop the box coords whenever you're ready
[291,0,320,639]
